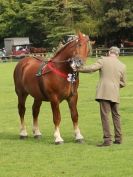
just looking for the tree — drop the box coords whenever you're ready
[13,0,102,47]
[0,0,32,47]
[101,0,133,40]
[72,0,102,37]
[0,0,132,48]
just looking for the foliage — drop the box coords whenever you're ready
[101,0,133,39]
[0,0,132,47]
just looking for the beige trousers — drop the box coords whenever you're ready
[99,100,122,143]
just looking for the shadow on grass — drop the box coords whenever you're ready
[0,132,72,145]
[0,132,99,147]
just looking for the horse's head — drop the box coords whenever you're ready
[75,31,89,62]
[68,32,89,70]
[54,31,89,60]
[52,32,89,71]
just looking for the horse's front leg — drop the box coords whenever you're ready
[50,99,64,144]
[32,99,42,139]
[67,94,84,143]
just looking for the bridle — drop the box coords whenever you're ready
[40,56,83,82]
[36,35,88,81]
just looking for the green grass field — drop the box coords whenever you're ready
[0,56,133,177]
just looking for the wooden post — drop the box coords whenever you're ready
[96,48,98,58]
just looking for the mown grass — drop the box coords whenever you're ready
[0,56,133,177]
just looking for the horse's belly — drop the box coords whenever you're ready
[43,78,77,101]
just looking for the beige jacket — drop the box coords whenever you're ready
[78,56,126,103]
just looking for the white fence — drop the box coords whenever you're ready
[92,47,133,57]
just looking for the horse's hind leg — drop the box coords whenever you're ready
[18,93,28,139]
[67,95,84,143]
[50,99,64,144]
[32,99,42,139]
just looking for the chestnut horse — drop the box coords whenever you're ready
[14,32,89,144]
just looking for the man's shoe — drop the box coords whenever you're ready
[113,141,121,144]
[97,142,111,147]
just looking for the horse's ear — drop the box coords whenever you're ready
[77,31,83,41]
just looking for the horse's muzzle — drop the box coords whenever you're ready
[69,57,84,71]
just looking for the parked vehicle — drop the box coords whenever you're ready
[4,37,30,58]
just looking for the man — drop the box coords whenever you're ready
[76,46,126,147]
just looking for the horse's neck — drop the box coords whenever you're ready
[53,51,73,62]
[51,51,73,73]
[52,41,76,62]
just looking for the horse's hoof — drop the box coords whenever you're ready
[55,141,64,145]
[20,135,28,140]
[75,139,84,144]
[34,135,42,140]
